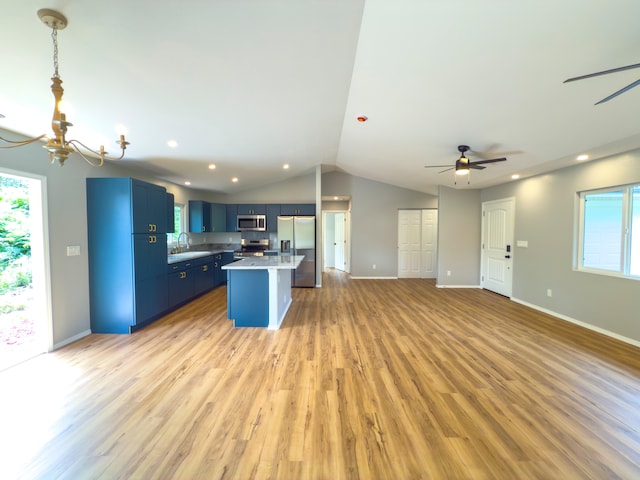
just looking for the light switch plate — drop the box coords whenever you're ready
[66,245,81,256]
[516,240,528,248]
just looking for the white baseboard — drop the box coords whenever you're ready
[53,329,91,351]
[511,297,640,349]
[350,276,398,280]
[436,284,481,289]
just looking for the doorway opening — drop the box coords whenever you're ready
[0,169,51,371]
[323,211,350,273]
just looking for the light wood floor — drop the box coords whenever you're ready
[2,270,640,479]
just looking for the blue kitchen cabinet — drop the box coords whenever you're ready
[189,200,211,232]
[212,253,223,287]
[280,203,315,215]
[132,178,168,234]
[220,252,234,285]
[166,193,175,234]
[266,204,280,232]
[210,203,226,232]
[226,204,238,232]
[87,177,169,333]
[168,266,194,308]
[226,269,270,327]
[194,257,215,295]
[237,204,266,215]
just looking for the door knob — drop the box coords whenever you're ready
[505,255,511,259]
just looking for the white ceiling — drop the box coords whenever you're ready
[2,0,640,195]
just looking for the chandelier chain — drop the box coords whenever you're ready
[51,26,59,78]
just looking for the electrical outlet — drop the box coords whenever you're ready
[447,270,451,276]
[372,264,376,269]
[547,289,552,297]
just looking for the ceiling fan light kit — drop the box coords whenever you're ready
[424,144,507,184]
[0,8,129,166]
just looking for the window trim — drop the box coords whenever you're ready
[576,183,640,280]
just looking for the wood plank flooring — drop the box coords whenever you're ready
[2,269,640,479]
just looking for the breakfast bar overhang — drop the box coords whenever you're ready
[222,255,304,329]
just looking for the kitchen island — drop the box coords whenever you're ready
[222,255,304,329]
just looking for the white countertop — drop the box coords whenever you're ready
[222,255,304,270]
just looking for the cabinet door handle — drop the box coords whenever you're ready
[202,265,208,271]
[180,271,187,279]
[149,235,157,243]
[148,223,157,232]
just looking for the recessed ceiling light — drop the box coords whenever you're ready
[576,154,589,161]
[511,174,520,180]
[184,181,191,186]
[208,164,216,170]
[167,140,178,148]
[231,177,238,183]
[283,163,290,170]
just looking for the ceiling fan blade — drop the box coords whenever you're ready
[469,157,506,165]
[438,167,455,174]
[424,165,454,168]
[594,78,640,105]
[563,62,640,83]
[469,164,486,170]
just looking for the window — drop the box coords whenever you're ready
[167,203,185,245]
[578,184,640,278]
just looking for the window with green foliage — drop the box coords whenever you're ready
[0,175,31,294]
[577,184,640,278]
[167,203,185,245]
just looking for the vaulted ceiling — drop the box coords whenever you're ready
[2,1,639,195]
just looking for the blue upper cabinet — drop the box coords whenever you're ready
[166,193,175,234]
[280,203,316,216]
[189,200,211,232]
[131,178,168,233]
[210,203,226,232]
[226,204,238,232]
[266,204,280,232]
[237,204,266,215]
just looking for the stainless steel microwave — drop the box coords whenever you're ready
[237,214,266,231]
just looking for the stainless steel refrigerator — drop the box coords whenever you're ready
[277,215,315,287]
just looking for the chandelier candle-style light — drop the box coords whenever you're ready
[0,9,129,166]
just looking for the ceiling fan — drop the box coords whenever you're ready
[424,145,507,183]
[564,62,640,105]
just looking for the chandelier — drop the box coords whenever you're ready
[0,9,129,166]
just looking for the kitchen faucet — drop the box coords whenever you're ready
[177,232,190,253]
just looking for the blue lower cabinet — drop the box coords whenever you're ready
[168,268,195,308]
[194,261,215,295]
[135,274,168,329]
[227,270,269,327]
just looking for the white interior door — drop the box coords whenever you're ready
[421,209,438,278]
[334,213,345,271]
[481,198,515,297]
[398,210,421,278]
